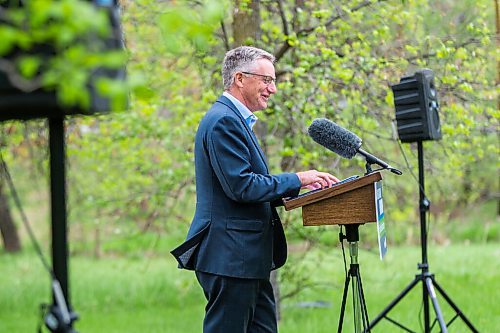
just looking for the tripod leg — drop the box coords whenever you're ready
[432,279,479,332]
[355,267,371,333]
[338,273,351,333]
[424,276,448,333]
[368,276,420,329]
[352,269,362,333]
[423,275,430,332]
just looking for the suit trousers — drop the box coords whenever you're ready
[195,271,278,333]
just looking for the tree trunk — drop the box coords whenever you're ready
[232,0,261,47]
[0,182,21,252]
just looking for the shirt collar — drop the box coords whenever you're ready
[223,91,258,128]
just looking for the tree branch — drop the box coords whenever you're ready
[0,59,42,93]
[276,0,289,37]
[406,37,482,62]
[280,281,335,301]
[220,20,230,51]
[275,0,388,61]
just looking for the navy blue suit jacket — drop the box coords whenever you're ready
[171,95,301,279]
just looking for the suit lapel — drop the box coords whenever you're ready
[216,95,269,172]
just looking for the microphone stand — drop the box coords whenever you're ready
[358,148,402,176]
[337,161,377,333]
[368,141,478,332]
[364,162,373,176]
[337,224,371,333]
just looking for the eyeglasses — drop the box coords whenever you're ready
[241,71,276,85]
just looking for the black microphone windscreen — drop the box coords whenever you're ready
[307,118,362,159]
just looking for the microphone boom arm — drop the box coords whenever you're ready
[357,148,402,175]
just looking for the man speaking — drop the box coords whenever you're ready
[171,46,338,333]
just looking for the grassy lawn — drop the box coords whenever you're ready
[1,243,498,332]
[279,244,500,332]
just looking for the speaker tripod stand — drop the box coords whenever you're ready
[368,142,478,332]
[337,224,371,333]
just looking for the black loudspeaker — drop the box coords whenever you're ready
[391,69,442,143]
[0,0,126,121]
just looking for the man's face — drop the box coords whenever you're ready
[239,59,277,112]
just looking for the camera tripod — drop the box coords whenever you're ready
[337,223,371,333]
[368,142,478,332]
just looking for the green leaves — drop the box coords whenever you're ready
[6,0,490,252]
[158,0,225,54]
[16,56,41,79]
[0,0,127,111]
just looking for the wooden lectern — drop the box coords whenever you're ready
[283,171,382,226]
[283,171,383,333]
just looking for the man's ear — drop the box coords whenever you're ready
[234,72,244,88]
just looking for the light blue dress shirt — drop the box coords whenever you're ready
[223,91,258,129]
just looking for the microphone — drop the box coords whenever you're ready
[308,118,402,175]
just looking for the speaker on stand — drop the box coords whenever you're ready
[368,69,478,332]
[393,68,442,142]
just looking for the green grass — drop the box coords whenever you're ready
[1,243,499,332]
[279,244,500,332]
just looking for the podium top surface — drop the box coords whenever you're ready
[283,171,382,211]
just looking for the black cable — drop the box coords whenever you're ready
[1,141,77,333]
[395,137,433,242]
[396,138,427,198]
[396,135,436,333]
[418,298,424,332]
[340,225,348,279]
[426,209,432,252]
[0,149,53,277]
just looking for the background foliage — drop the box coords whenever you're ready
[0,0,129,110]
[59,0,497,250]
[0,0,498,330]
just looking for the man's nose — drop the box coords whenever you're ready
[267,81,277,94]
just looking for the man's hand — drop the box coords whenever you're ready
[296,170,339,189]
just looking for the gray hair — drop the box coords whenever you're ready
[222,46,275,90]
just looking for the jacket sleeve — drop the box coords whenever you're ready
[207,115,300,203]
